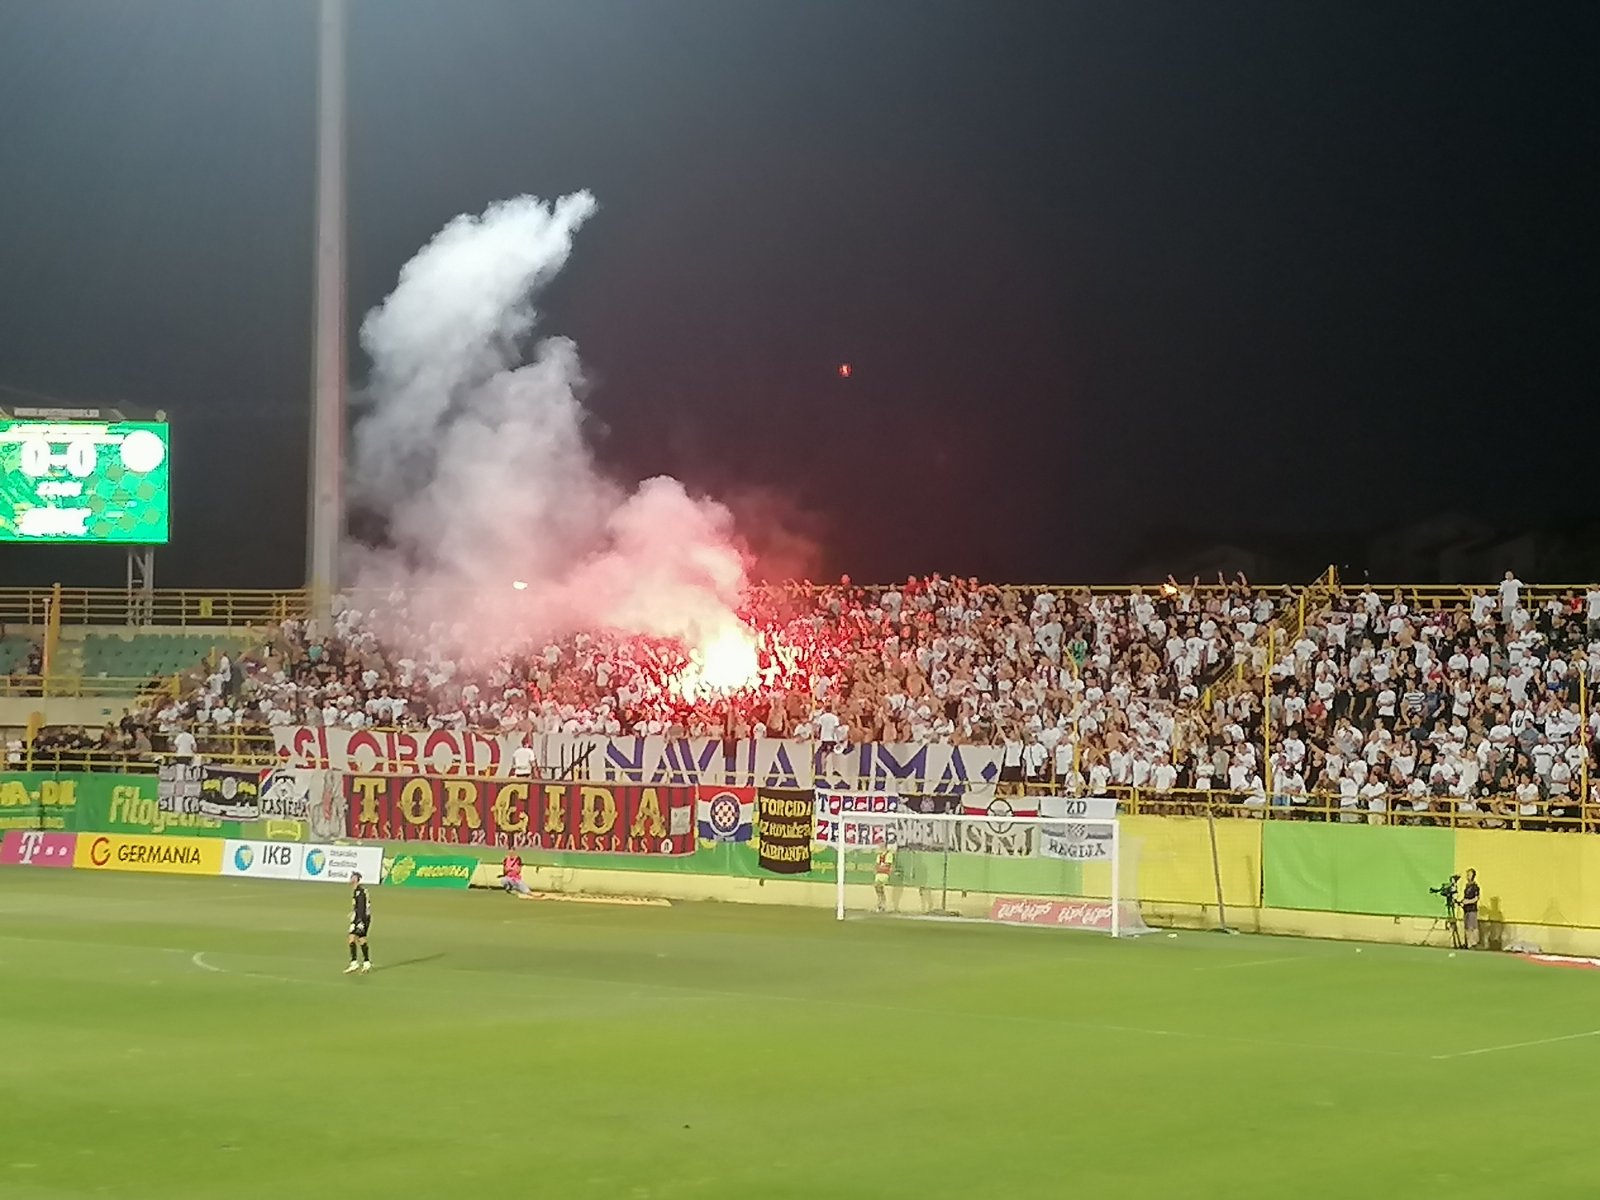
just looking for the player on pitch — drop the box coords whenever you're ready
[345,871,373,974]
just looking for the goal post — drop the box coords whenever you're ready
[824,808,1153,937]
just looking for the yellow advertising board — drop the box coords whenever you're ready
[73,833,222,876]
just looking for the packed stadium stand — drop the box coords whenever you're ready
[4,574,1597,828]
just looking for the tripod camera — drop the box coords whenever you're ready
[1428,874,1463,949]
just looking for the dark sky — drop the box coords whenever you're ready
[2,0,1596,588]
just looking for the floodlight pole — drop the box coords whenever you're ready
[126,547,154,626]
[306,0,347,626]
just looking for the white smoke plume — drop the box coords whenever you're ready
[346,193,756,683]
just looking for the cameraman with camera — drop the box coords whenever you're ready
[1460,868,1481,949]
[1429,871,1482,950]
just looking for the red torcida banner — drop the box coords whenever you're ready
[344,776,696,855]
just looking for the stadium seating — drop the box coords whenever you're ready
[78,632,246,682]
[0,635,35,675]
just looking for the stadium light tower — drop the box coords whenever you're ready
[306,0,347,623]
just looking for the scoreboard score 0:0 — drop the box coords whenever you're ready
[0,420,170,544]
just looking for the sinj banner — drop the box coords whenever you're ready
[1037,796,1117,863]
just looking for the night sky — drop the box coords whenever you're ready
[1,1,1595,588]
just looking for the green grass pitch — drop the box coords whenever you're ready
[0,871,1594,1199]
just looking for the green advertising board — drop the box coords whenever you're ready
[0,773,249,839]
[1263,823,1455,918]
[382,852,478,889]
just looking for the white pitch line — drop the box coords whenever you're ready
[188,950,308,986]
[1433,1029,1600,1060]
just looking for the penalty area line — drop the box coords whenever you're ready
[1432,1028,1600,1060]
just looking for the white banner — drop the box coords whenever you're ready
[1037,795,1115,862]
[812,793,898,846]
[218,840,382,884]
[270,728,1001,799]
[222,839,301,880]
[301,844,382,884]
[260,768,345,842]
[1039,796,1119,822]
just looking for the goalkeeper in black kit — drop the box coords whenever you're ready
[345,872,373,974]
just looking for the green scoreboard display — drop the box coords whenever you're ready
[0,419,170,544]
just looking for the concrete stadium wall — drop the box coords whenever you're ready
[5,772,1599,955]
[504,848,1600,957]
[486,814,1600,954]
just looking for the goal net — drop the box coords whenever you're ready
[818,798,1153,937]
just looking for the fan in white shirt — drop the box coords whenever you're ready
[1515,778,1541,817]
[1498,572,1523,619]
[1021,740,1049,779]
[1531,738,1556,778]
[1283,693,1307,726]
[1361,779,1388,818]
[1280,734,1307,766]
[815,710,843,746]
[1337,776,1362,820]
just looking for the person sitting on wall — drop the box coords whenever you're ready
[499,852,532,897]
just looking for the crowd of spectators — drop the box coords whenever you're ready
[1208,574,1600,826]
[14,573,1600,827]
[133,574,1281,784]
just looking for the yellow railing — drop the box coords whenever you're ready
[0,580,1343,631]
[1004,783,1593,831]
[0,588,308,628]
[2,579,1594,631]
[9,729,278,772]
[0,675,181,700]
[1330,583,1589,608]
